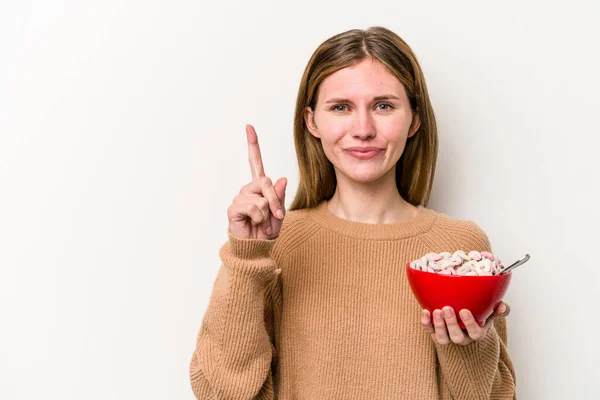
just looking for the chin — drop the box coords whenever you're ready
[342,169,385,184]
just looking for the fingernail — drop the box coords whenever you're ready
[434,311,442,321]
[276,210,284,219]
[460,310,471,320]
[443,308,453,318]
[499,303,506,314]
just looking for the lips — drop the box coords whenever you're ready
[345,147,384,152]
[345,148,384,160]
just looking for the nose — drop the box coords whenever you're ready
[352,108,376,139]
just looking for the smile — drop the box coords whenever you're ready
[345,149,384,160]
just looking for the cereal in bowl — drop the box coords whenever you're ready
[409,251,506,276]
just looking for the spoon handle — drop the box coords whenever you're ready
[500,254,530,274]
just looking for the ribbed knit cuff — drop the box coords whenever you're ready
[227,229,277,259]
[434,329,497,361]
[218,229,278,281]
[433,325,501,397]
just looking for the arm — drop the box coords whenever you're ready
[435,315,517,399]
[436,220,517,399]
[189,230,281,399]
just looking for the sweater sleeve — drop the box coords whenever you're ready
[189,229,281,399]
[435,220,517,399]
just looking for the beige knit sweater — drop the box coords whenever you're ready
[190,201,517,399]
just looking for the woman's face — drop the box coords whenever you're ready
[305,58,420,185]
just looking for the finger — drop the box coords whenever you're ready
[258,176,285,220]
[433,309,450,345]
[233,194,270,218]
[252,196,272,236]
[240,178,284,219]
[421,310,435,334]
[481,302,509,333]
[273,177,288,216]
[459,309,486,341]
[481,316,495,331]
[494,301,510,318]
[228,202,267,226]
[245,196,271,236]
[246,124,265,180]
[239,179,265,196]
[259,214,272,236]
[442,306,468,344]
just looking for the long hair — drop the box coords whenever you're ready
[289,26,438,211]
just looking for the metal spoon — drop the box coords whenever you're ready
[500,254,530,274]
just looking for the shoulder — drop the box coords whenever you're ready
[429,209,493,253]
[270,207,322,260]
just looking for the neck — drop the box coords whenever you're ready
[327,173,418,224]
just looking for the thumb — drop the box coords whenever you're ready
[273,177,287,211]
[494,302,510,317]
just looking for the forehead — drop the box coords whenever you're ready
[318,59,405,100]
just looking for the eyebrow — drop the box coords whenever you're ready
[324,95,401,104]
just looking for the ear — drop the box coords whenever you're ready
[304,106,320,139]
[407,111,421,138]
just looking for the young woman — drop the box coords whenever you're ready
[190,26,517,399]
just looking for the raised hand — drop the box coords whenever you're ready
[227,124,287,240]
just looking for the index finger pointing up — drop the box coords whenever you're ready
[246,124,265,180]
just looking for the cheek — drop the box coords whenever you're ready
[379,111,411,132]
[377,115,412,142]
[315,113,351,142]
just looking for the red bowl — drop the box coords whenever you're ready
[406,263,512,329]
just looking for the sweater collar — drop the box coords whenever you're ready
[307,199,438,240]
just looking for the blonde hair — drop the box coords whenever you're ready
[289,26,438,211]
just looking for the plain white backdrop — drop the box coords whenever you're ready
[2,0,599,398]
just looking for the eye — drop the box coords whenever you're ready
[330,104,348,112]
[377,103,393,111]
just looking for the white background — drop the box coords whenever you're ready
[2,1,599,399]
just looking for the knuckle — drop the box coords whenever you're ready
[259,202,270,215]
[246,203,257,215]
[258,197,269,209]
[261,176,272,186]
